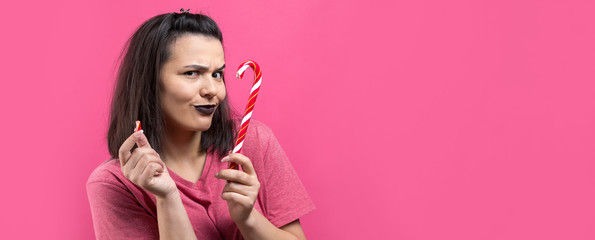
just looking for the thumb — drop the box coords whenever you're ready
[134,130,152,149]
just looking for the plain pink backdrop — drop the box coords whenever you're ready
[1,0,594,239]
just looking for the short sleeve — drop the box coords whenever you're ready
[86,179,159,240]
[260,129,316,228]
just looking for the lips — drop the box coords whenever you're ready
[194,104,216,115]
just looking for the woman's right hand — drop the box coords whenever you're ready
[118,130,177,198]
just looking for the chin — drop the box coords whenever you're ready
[196,127,211,132]
[195,121,213,132]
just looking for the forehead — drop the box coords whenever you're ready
[167,34,224,65]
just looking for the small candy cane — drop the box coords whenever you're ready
[229,60,262,170]
[134,120,142,132]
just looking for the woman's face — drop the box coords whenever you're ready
[159,34,226,132]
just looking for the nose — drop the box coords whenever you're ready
[200,75,218,98]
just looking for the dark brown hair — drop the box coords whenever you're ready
[107,12,237,159]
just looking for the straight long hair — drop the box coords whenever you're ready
[107,12,237,159]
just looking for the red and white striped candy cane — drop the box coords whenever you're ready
[134,120,142,132]
[228,60,262,170]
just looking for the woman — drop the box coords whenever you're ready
[86,10,315,240]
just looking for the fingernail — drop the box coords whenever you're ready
[221,156,229,162]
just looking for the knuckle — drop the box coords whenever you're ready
[148,162,156,169]
[234,171,245,181]
[240,173,250,182]
[136,148,148,155]
[144,151,157,161]
[150,163,160,172]
[144,163,153,173]
[150,149,159,156]
[136,154,147,163]
[244,174,251,182]
[151,161,163,170]
[242,174,253,183]
[138,152,150,162]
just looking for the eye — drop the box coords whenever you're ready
[212,72,223,79]
[184,71,199,77]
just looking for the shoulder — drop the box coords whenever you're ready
[230,118,279,165]
[86,158,140,197]
[232,118,276,145]
[86,160,159,231]
[86,158,154,209]
[86,158,125,187]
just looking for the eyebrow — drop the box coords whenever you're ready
[183,64,226,71]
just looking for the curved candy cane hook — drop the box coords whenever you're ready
[228,60,262,170]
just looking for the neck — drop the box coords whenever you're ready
[161,125,204,164]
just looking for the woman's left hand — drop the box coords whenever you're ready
[215,152,261,224]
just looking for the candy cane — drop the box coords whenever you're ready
[134,120,142,132]
[228,60,262,170]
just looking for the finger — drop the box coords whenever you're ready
[123,148,142,177]
[128,153,149,182]
[215,169,253,186]
[124,147,154,176]
[118,130,145,167]
[135,151,165,174]
[140,162,164,187]
[221,191,250,205]
[222,181,252,196]
[135,130,152,149]
[146,156,165,174]
[222,153,256,176]
[139,148,163,167]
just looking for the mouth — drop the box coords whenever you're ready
[193,104,216,115]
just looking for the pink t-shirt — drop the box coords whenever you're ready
[86,120,316,240]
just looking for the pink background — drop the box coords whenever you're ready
[1,0,594,239]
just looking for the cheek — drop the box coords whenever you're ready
[161,88,194,113]
[165,84,194,101]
